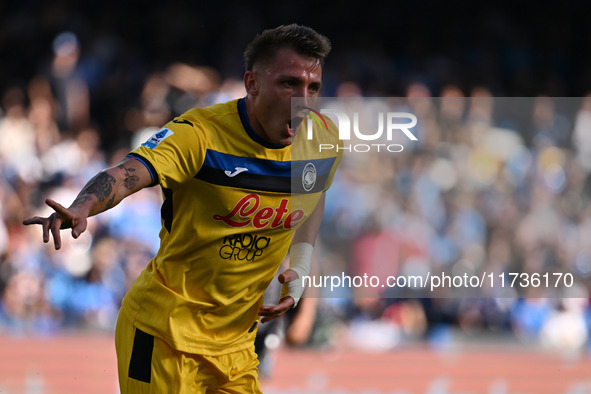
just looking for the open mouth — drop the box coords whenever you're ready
[289,116,304,131]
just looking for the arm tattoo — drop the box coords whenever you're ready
[71,172,116,208]
[119,164,140,189]
[106,195,116,209]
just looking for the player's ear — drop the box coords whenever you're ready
[244,71,259,96]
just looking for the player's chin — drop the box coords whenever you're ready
[278,125,294,146]
[278,136,293,147]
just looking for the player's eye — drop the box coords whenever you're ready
[308,84,321,93]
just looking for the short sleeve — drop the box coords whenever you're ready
[128,117,207,189]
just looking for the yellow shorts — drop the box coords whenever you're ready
[115,313,262,394]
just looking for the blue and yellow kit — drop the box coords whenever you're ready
[121,98,341,356]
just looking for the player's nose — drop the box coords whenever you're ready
[293,87,312,106]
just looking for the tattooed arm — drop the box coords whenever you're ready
[23,157,152,249]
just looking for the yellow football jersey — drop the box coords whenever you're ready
[121,98,341,355]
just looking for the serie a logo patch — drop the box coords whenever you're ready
[142,128,174,149]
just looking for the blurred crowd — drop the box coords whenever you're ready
[308,91,591,358]
[0,30,247,335]
[1,3,591,364]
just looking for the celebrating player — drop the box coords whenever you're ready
[23,24,341,393]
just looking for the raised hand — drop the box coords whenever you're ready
[22,158,152,251]
[22,198,88,250]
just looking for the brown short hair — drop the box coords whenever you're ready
[243,24,331,71]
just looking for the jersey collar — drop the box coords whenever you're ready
[237,98,285,149]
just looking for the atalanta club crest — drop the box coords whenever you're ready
[302,163,316,192]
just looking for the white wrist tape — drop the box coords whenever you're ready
[281,242,314,307]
